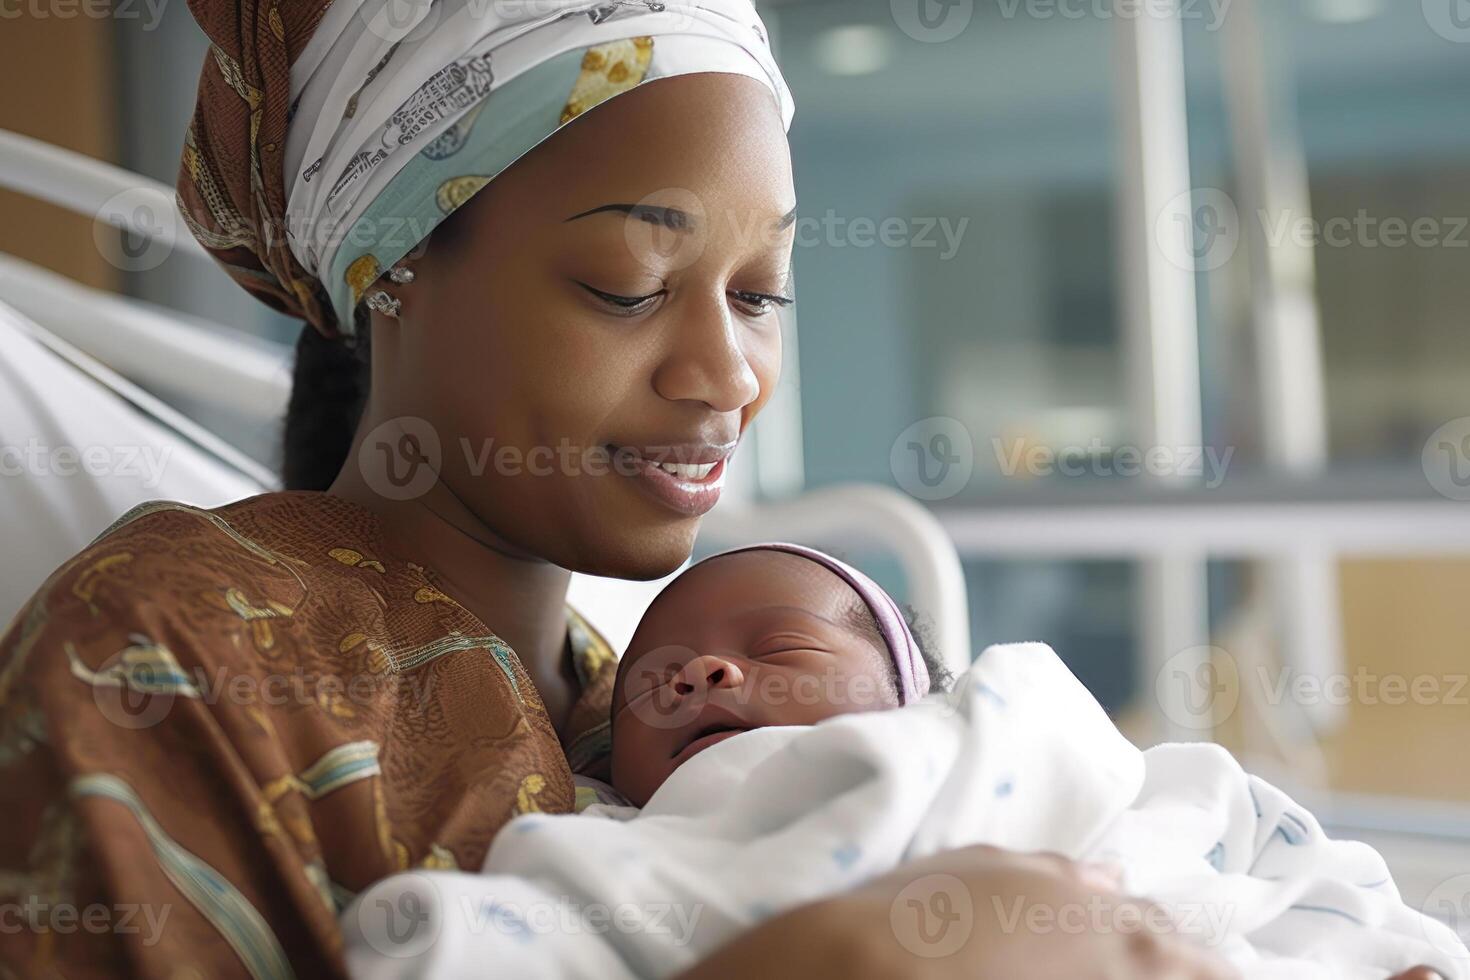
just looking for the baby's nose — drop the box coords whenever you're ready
[672,654,745,696]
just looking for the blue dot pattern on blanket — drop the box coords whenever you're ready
[1274,811,1309,846]
[971,676,1008,708]
[482,900,533,945]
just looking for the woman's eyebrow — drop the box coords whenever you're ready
[564,202,696,230]
[563,202,799,232]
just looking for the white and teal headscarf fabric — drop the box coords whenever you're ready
[280,0,794,334]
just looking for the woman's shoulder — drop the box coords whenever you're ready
[1,491,390,676]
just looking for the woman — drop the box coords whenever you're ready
[0,2,1438,978]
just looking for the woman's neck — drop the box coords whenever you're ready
[327,465,579,738]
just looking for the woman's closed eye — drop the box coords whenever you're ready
[576,281,794,319]
[577,281,665,316]
[729,289,794,317]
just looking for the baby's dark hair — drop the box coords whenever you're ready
[838,597,954,698]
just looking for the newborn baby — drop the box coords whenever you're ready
[343,544,1468,980]
[608,541,950,806]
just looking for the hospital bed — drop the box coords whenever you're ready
[0,127,971,672]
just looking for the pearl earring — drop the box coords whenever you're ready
[365,289,401,318]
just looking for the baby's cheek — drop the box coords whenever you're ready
[609,718,667,806]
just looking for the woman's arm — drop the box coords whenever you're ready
[678,845,1237,980]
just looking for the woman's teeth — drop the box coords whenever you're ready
[655,460,718,480]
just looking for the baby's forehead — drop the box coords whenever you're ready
[657,549,857,616]
[621,551,863,667]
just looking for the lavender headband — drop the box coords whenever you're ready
[705,542,931,705]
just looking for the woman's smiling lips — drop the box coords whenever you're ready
[612,442,734,517]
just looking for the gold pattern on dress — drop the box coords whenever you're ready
[412,585,459,608]
[560,37,654,125]
[419,843,457,870]
[328,547,386,573]
[345,254,382,306]
[317,687,357,720]
[435,175,490,215]
[515,773,547,814]
[245,705,275,737]
[71,553,132,614]
[200,587,295,655]
[268,3,285,42]
[369,778,398,866]
[66,635,202,699]
[341,631,392,676]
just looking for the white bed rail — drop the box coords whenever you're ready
[0,252,291,426]
[703,483,972,675]
[0,128,210,263]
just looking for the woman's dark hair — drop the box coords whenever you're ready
[282,313,372,491]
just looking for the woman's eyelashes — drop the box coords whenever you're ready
[575,280,794,318]
[730,289,794,317]
[577,281,664,316]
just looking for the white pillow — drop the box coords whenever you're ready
[0,300,265,626]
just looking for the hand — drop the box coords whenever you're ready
[681,844,1239,979]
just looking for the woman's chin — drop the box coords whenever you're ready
[572,521,701,581]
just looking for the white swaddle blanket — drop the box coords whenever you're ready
[342,643,1469,979]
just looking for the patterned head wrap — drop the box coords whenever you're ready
[705,542,932,705]
[178,1,794,338]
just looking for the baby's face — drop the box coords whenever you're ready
[610,550,900,805]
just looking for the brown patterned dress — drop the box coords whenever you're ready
[0,491,618,979]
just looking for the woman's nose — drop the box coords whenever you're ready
[672,653,745,696]
[651,297,765,414]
